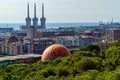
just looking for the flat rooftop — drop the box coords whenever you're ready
[0,54,42,62]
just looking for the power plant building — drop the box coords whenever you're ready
[20,3,46,30]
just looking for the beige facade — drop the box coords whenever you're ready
[9,42,23,55]
[27,26,37,39]
[106,28,120,42]
[2,42,23,56]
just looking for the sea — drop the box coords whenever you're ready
[0,23,99,30]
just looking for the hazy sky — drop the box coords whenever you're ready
[0,0,120,23]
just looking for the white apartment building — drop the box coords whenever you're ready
[55,36,101,48]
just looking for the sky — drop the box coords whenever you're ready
[0,0,120,23]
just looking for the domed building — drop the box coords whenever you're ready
[41,44,71,61]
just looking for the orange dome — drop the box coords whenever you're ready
[41,44,71,61]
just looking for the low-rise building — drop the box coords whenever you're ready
[9,42,23,55]
[55,36,102,48]
[84,30,101,38]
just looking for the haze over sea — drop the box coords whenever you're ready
[0,23,99,30]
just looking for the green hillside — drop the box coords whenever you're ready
[0,40,120,80]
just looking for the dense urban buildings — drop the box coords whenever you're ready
[1,2,120,58]
[0,1,120,79]
[1,3,47,56]
[1,2,120,65]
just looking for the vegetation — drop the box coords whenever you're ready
[0,41,120,80]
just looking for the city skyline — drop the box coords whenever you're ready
[0,0,120,23]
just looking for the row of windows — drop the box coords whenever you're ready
[48,52,68,59]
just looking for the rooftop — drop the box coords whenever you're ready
[0,54,42,62]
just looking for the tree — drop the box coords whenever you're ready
[56,66,69,77]
[109,39,120,47]
[73,57,102,76]
[105,46,120,67]
[75,44,100,56]
[86,44,100,54]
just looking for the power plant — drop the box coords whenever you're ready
[20,3,46,30]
